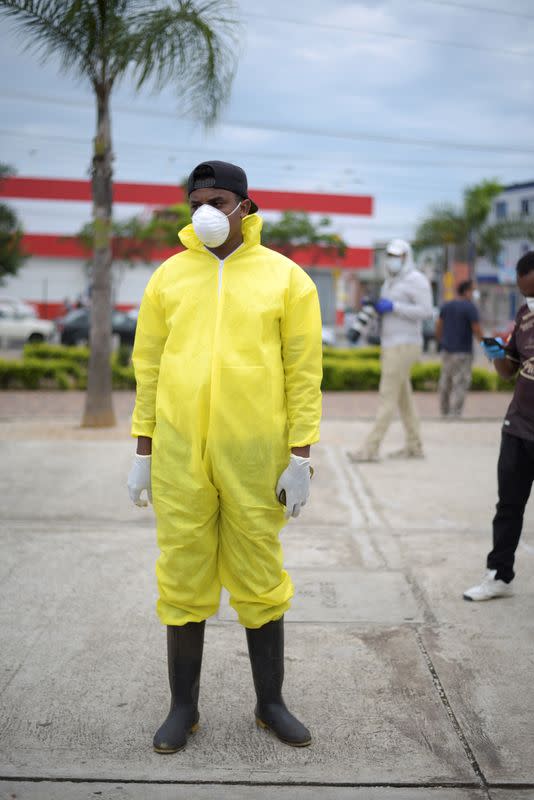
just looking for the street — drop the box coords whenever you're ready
[0,393,533,800]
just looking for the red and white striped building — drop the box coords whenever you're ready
[0,176,374,327]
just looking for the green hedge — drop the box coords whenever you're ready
[0,343,515,393]
[112,363,136,390]
[322,345,381,361]
[321,358,510,392]
[24,343,90,365]
[322,357,381,390]
[0,358,85,390]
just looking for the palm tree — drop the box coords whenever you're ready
[0,0,239,426]
[413,179,533,277]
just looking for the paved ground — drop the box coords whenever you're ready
[0,392,533,800]
[0,388,514,423]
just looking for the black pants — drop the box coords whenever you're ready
[487,433,534,582]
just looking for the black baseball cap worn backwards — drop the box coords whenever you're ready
[187,160,258,214]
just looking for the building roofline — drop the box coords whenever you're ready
[503,181,534,192]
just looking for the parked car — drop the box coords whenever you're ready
[0,296,38,318]
[55,307,137,346]
[0,303,55,347]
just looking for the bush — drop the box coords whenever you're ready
[322,357,502,392]
[24,343,90,365]
[322,358,381,391]
[112,363,136,390]
[323,345,381,361]
[0,343,511,394]
[411,362,441,390]
[0,358,82,390]
[0,360,42,389]
[14,343,135,390]
[471,367,496,391]
[116,343,132,367]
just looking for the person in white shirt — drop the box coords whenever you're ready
[348,238,433,463]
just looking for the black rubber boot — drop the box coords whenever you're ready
[246,617,311,747]
[153,621,205,754]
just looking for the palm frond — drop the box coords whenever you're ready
[0,0,98,83]
[490,218,534,244]
[121,0,240,124]
[463,179,502,230]
[413,204,468,250]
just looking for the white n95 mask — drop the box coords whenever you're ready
[526,297,534,312]
[191,201,241,248]
[386,255,403,275]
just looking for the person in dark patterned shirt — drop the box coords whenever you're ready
[464,251,534,601]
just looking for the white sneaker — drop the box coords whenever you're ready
[463,570,514,601]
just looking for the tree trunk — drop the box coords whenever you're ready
[82,88,116,427]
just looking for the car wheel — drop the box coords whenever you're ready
[28,333,44,343]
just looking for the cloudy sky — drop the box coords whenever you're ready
[1,0,533,247]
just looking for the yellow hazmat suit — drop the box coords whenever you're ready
[132,214,322,628]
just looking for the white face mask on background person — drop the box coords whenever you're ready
[385,255,403,275]
[192,201,242,248]
[526,297,534,312]
[472,289,481,301]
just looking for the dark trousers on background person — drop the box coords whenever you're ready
[487,433,534,582]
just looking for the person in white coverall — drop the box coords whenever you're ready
[349,238,433,462]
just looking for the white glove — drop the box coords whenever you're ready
[127,454,152,507]
[276,454,312,519]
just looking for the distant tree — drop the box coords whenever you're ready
[0,0,239,426]
[77,216,164,303]
[261,212,347,261]
[132,207,349,266]
[413,179,533,274]
[140,202,192,247]
[0,163,26,283]
[77,217,161,265]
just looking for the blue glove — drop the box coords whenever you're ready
[375,298,394,315]
[481,337,506,360]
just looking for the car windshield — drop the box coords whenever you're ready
[63,309,89,323]
[0,304,35,319]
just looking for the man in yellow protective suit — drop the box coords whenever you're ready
[127,161,322,753]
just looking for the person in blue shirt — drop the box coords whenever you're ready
[435,280,482,417]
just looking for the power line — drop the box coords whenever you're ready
[1,91,533,155]
[222,117,534,155]
[243,11,532,57]
[416,0,534,21]
[2,127,533,171]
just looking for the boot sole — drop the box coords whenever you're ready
[255,717,311,747]
[153,722,199,754]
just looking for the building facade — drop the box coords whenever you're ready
[0,177,374,329]
[477,181,534,326]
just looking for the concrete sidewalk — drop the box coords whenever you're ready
[0,388,515,422]
[0,409,533,799]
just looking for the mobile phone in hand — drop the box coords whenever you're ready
[482,337,502,347]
